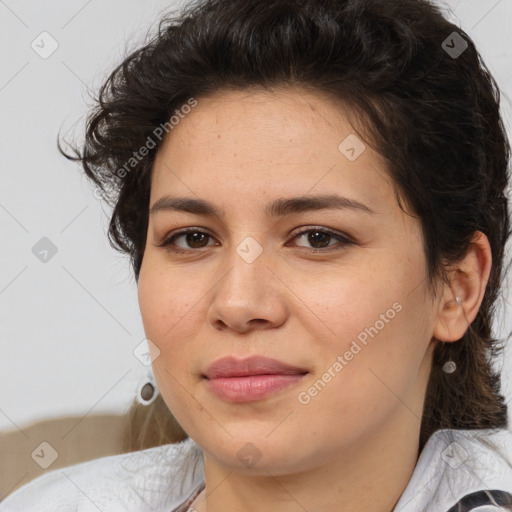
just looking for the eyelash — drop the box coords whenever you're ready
[156,226,355,254]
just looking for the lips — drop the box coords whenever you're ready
[203,355,308,379]
[202,355,309,402]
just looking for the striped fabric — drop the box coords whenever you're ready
[446,490,512,511]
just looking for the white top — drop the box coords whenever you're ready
[1,428,512,512]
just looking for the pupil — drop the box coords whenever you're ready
[188,232,207,248]
[308,231,330,248]
[189,233,205,247]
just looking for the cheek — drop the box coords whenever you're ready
[292,258,431,389]
[296,302,428,439]
[137,264,205,409]
[138,261,205,341]
[284,262,400,350]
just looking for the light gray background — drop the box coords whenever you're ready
[1,0,511,433]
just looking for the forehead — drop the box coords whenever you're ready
[157,87,358,157]
[150,87,394,214]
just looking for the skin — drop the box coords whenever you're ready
[137,86,491,512]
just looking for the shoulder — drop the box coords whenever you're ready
[433,427,512,483]
[393,428,512,512]
[0,437,204,512]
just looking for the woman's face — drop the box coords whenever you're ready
[138,87,439,474]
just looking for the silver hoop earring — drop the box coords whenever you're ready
[441,298,461,374]
[442,360,457,374]
[136,371,159,406]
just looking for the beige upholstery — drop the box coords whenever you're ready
[0,414,128,501]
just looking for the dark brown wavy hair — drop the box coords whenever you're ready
[59,0,511,461]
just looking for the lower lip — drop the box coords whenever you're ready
[205,374,306,402]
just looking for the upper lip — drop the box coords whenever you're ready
[203,355,308,379]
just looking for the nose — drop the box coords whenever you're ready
[207,245,288,333]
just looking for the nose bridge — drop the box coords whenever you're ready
[219,235,268,301]
[207,235,287,331]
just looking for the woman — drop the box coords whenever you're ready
[2,0,512,510]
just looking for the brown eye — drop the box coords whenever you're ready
[157,226,354,254]
[158,229,217,252]
[305,231,332,249]
[290,228,353,252]
[182,232,210,249]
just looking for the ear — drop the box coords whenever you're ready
[432,231,492,343]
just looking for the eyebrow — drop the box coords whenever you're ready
[149,194,375,218]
